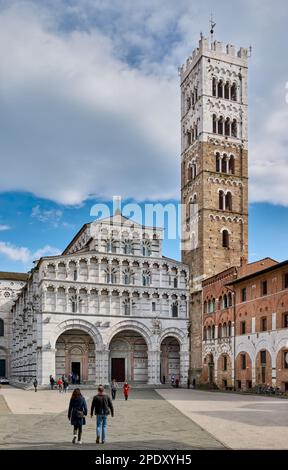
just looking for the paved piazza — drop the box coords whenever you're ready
[0,387,287,450]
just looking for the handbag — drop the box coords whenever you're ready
[76,409,84,419]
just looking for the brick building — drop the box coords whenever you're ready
[201,258,288,391]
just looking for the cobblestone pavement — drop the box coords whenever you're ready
[157,389,288,449]
[0,387,224,450]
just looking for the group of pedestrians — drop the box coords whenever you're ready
[67,379,130,445]
[49,374,70,392]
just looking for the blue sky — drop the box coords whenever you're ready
[0,0,288,272]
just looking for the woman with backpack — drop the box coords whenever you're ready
[68,388,87,445]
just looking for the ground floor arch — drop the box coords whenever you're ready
[55,329,96,383]
[160,336,180,384]
[0,347,8,377]
[255,349,272,386]
[109,330,148,383]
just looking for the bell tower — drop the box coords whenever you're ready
[180,36,249,380]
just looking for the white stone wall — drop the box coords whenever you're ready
[0,278,26,377]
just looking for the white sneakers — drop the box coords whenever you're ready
[77,441,82,445]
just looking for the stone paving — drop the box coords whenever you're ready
[0,387,224,450]
[157,389,288,449]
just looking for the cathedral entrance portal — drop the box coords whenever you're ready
[55,329,95,383]
[109,330,148,383]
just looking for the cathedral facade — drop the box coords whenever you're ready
[8,213,189,386]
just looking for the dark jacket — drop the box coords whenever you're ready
[90,394,114,417]
[68,396,87,426]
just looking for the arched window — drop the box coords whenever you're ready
[212,325,215,339]
[217,80,223,98]
[207,326,211,340]
[231,119,237,137]
[106,239,116,253]
[142,271,151,287]
[228,292,233,307]
[222,230,230,248]
[173,277,178,288]
[219,190,225,210]
[142,241,151,256]
[190,195,197,216]
[212,77,217,97]
[216,153,221,172]
[225,192,232,211]
[223,294,228,309]
[123,299,130,316]
[218,324,222,338]
[222,154,228,173]
[228,321,232,336]
[203,327,207,340]
[224,82,230,99]
[0,318,4,336]
[188,165,192,181]
[172,303,178,318]
[213,114,217,133]
[231,83,237,101]
[218,116,224,135]
[123,240,133,255]
[229,156,235,174]
[225,118,230,136]
[204,301,207,314]
[187,130,192,147]
[223,322,227,337]
[192,163,197,179]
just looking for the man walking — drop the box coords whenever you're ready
[90,385,114,444]
[33,378,38,392]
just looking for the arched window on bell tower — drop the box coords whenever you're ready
[219,190,225,210]
[222,230,230,248]
[225,118,230,136]
[218,116,224,135]
[229,155,235,174]
[231,119,237,137]
[212,77,217,96]
[216,152,221,172]
[225,192,233,211]
[212,114,217,133]
[231,83,237,101]
[217,80,223,98]
[224,81,230,99]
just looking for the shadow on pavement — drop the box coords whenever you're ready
[0,439,224,450]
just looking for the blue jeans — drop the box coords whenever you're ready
[96,414,107,442]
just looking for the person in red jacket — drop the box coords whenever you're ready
[123,382,130,401]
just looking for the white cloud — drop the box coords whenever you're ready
[0,241,60,264]
[0,0,287,205]
[0,225,11,231]
[31,205,63,227]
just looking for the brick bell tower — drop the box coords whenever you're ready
[180,36,249,382]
